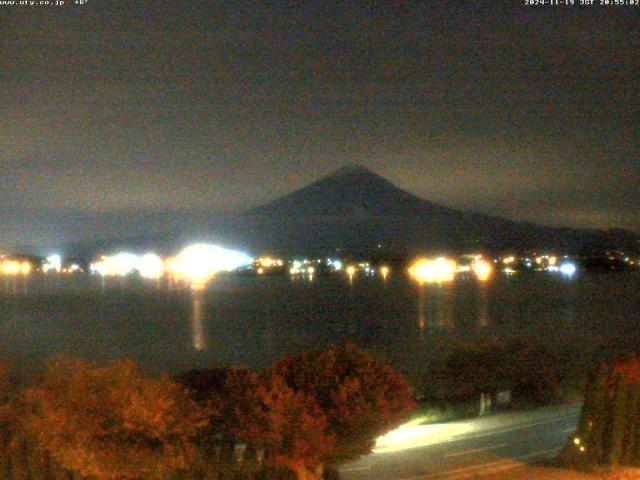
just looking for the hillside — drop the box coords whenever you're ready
[234,165,638,256]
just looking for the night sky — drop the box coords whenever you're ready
[2,1,639,248]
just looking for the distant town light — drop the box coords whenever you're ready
[380,265,390,280]
[472,259,493,282]
[166,243,251,289]
[559,262,577,276]
[409,257,457,284]
[44,254,62,273]
[137,253,164,279]
[346,265,357,284]
[256,256,283,268]
[1,260,31,276]
[290,260,303,275]
[91,252,138,277]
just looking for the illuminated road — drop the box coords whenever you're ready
[339,403,581,480]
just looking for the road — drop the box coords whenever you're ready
[339,403,581,480]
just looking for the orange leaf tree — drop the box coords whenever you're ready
[23,357,210,480]
[0,361,17,471]
[179,368,334,480]
[273,344,416,461]
[234,373,334,480]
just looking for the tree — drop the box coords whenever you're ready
[233,373,334,480]
[0,361,18,479]
[179,368,334,480]
[177,367,253,447]
[273,344,415,461]
[23,357,210,480]
[423,339,562,408]
[563,353,640,467]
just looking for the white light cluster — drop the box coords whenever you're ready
[166,243,252,288]
[559,262,577,276]
[43,254,62,273]
[329,259,343,271]
[91,252,164,279]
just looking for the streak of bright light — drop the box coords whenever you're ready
[408,257,457,284]
[373,418,476,453]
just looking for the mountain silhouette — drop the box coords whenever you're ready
[250,164,448,219]
[64,165,639,258]
[233,165,639,256]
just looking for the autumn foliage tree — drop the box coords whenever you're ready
[22,357,210,480]
[232,373,334,480]
[179,368,334,480]
[181,346,414,480]
[273,344,416,461]
[0,361,17,478]
[0,345,414,480]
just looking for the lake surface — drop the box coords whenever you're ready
[1,271,639,381]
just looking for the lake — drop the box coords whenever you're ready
[1,271,639,382]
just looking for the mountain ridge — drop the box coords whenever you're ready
[240,165,639,256]
[63,165,639,257]
[249,164,451,220]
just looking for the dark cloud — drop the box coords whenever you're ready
[0,1,638,247]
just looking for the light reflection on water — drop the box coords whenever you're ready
[0,272,639,378]
[3,276,27,296]
[191,291,205,351]
[416,284,457,333]
[478,284,489,329]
